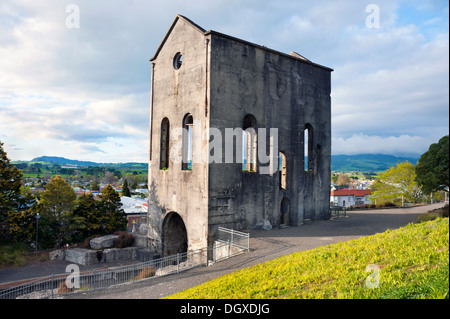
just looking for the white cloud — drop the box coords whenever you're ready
[0,0,448,162]
[332,134,430,156]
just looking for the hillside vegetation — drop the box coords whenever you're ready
[167,218,449,299]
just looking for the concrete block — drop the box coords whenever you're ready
[90,235,118,249]
[65,248,100,265]
[49,249,65,261]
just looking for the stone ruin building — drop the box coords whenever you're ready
[146,15,332,257]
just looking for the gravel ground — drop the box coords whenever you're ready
[62,203,444,299]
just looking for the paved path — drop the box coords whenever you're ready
[57,203,444,299]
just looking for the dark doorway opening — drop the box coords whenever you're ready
[162,212,188,257]
[280,197,290,226]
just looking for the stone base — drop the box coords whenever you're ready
[64,247,161,265]
[65,248,102,265]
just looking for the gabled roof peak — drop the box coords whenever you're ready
[149,14,207,62]
[175,14,206,33]
[149,15,333,71]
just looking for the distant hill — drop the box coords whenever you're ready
[31,156,98,166]
[331,154,419,172]
[26,154,418,173]
[29,156,147,169]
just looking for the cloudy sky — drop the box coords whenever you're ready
[0,0,448,163]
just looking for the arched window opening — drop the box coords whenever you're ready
[182,114,193,170]
[304,124,313,172]
[242,114,257,172]
[160,118,170,170]
[279,152,287,189]
[173,52,183,70]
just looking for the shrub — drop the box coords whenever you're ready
[56,281,72,294]
[383,202,397,207]
[113,231,134,248]
[134,266,156,281]
[440,204,449,218]
[416,212,440,223]
[416,204,449,223]
[82,235,99,249]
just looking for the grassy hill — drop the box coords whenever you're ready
[167,218,449,299]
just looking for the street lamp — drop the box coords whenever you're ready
[35,212,40,252]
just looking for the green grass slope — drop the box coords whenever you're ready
[167,218,449,299]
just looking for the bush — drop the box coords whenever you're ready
[440,204,449,218]
[375,202,397,208]
[82,235,99,249]
[416,212,440,223]
[416,204,449,223]
[113,231,134,248]
[383,202,397,207]
[56,281,72,294]
[134,266,156,281]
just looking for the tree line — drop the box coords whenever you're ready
[370,135,449,206]
[1,141,128,249]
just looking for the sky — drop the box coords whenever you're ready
[0,0,448,163]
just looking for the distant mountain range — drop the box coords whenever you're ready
[24,154,420,173]
[331,154,419,172]
[28,156,147,169]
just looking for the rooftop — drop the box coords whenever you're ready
[150,14,333,72]
[331,188,372,196]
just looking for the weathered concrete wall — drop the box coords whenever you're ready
[148,15,331,255]
[147,17,209,255]
[207,33,331,240]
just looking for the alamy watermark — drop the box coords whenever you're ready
[365,264,380,289]
[167,120,280,175]
[365,4,380,29]
[65,4,80,29]
[65,264,80,289]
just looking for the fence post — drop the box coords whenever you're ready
[231,229,234,247]
[177,253,180,273]
[51,274,54,299]
[93,269,96,291]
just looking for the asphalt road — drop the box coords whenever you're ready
[56,203,445,299]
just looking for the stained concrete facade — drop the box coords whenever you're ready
[147,15,332,256]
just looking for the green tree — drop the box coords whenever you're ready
[7,186,37,245]
[90,180,100,191]
[370,161,423,206]
[416,135,449,195]
[39,175,77,248]
[73,192,100,241]
[99,185,127,234]
[7,207,37,245]
[0,141,29,243]
[122,179,131,197]
[336,174,350,186]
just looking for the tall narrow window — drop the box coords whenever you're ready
[160,118,170,170]
[304,124,313,171]
[279,152,287,189]
[182,114,193,170]
[243,114,257,172]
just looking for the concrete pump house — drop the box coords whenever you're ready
[146,15,333,259]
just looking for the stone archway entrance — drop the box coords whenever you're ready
[280,197,290,226]
[162,212,188,257]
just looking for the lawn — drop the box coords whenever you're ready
[167,218,449,299]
